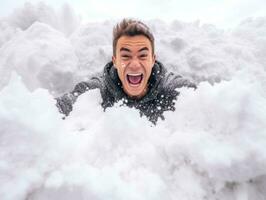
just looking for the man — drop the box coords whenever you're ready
[56,18,196,124]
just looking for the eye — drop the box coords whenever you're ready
[121,55,131,60]
[139,54,148,60]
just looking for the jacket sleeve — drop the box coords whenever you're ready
[165,72,197,91]
[55,76,102,116]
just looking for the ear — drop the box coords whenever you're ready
[112,56,117,68]
[152,54,156,66]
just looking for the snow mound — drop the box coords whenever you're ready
[0,22,78,96]
[7,2,80,36]
[0,72,266,200]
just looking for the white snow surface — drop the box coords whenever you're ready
[0,2,266,200]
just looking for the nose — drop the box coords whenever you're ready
[128,57,142,71]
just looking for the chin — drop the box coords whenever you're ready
[125,84,147,98]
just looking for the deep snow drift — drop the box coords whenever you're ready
[0,2,266,200]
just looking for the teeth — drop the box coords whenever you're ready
[127,73,142,76]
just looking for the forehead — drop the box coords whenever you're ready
[116,35,152,51]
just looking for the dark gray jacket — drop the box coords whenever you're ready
[56,60,196,124]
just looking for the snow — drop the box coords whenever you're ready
[0,2,266,200]
[0,21,79,96]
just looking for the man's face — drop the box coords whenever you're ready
[112,35,155,98]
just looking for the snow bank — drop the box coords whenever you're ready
[0,21,79,96]
[1,72,266,200]
[7,2,80,36]
[69,21,113,78]
[0,2,266,200]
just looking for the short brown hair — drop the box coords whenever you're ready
[113,18,155,56]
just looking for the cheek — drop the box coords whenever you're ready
[116,64,126,80]
[144,62,153,73]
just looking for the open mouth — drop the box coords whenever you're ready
[127,73,143,85]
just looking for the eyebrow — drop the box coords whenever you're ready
[138,47,149,52]
[120,47,149,53]
[120,47,131,52]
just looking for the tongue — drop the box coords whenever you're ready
[128,75,142,84]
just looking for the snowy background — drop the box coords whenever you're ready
[0,1,266,200]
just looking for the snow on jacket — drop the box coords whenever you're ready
[56,60,197,124]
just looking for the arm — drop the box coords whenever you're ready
[56,76,102,116]
[165,72,197,91]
